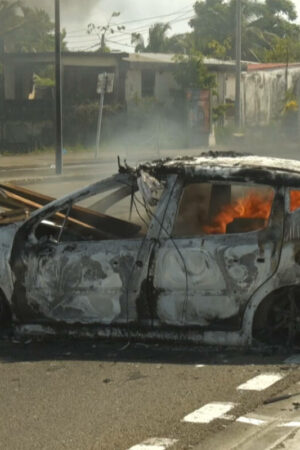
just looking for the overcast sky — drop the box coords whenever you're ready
[21,0,300,51]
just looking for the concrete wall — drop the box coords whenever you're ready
[231,67,300,126]
[125,67,179,104]
[125,69,142,101]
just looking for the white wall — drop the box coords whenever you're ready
[225,67,300,126]
[125,67,179,103]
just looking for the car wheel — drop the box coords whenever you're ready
[253,287,300,347]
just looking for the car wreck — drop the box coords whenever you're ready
[0,151,300,347]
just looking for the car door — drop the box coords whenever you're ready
[10,174,163,326]
[152,180,284,328]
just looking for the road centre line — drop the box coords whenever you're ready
[237,373,283,391]
[182,402,236,424]
[236,416,267,426]
[279,422,300,427]
[128,438,178,450]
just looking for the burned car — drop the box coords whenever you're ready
[0,151,300,346]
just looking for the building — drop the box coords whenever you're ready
[1,50,300,150]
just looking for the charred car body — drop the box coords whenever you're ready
[1,152,300,346]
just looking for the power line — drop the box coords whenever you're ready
[67,13,194,46]
[66,3,194,36]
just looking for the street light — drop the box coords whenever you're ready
[55,0,63,175]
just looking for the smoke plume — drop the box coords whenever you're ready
[16,0,102,25]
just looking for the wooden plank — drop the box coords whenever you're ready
[0,183,140,238]
[0,208,29,224]
[2,190,113,240]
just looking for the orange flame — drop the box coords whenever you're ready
[203,191,273,234]
[290,190,300,212]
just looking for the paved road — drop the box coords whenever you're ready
[0,340,299,450]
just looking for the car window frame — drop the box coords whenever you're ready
[169,179,281,239]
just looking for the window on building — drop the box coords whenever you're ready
[172,182,274,236]
[141,69,155,97]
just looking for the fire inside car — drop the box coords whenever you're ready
[173,182,275,236]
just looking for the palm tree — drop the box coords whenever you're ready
[147,23,171,52]
[132,22,171,53]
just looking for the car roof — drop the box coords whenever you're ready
[136,152,300,187]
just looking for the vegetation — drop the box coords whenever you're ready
[173,51,216,90]
[0,0,67,52]
[190,0,300,61]
[132,1,300,63]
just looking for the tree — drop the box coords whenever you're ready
[189,0,300,61]
[0,1,67,52]
[132,22,192,54]
[147,22,171,52]
[262,36,300,63]
[0,1,23,38]
[173,51,216,90]
[132,22,171,53]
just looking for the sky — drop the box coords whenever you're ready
[19,0,300,52]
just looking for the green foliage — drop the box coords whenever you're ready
[262,36,300,62]
[132,22,171,53]
[213,103,234,122]
[0,1,67,52]
[208,39,232,59]
[173,51,216,90]
[33,73,54,88]
[189,0,300,61]
[0,1,23,37]
[132,22,192,54]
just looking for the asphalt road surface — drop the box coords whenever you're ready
[0,339,299,450]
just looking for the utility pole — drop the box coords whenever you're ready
[235,0,242,129]
[55,0,63,174]
[95,74,107,159]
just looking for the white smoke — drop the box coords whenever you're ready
[13,0,102,26]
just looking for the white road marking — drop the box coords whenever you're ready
[279,422,300,428]
[284,354,300,364]
[237,373,283,391]
[221,414,236,421]
[195,364,205,368]
[182,402,236,424]
[236,416,267,426]
[128,438,178,450]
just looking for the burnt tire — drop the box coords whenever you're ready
[253,287,300,347]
